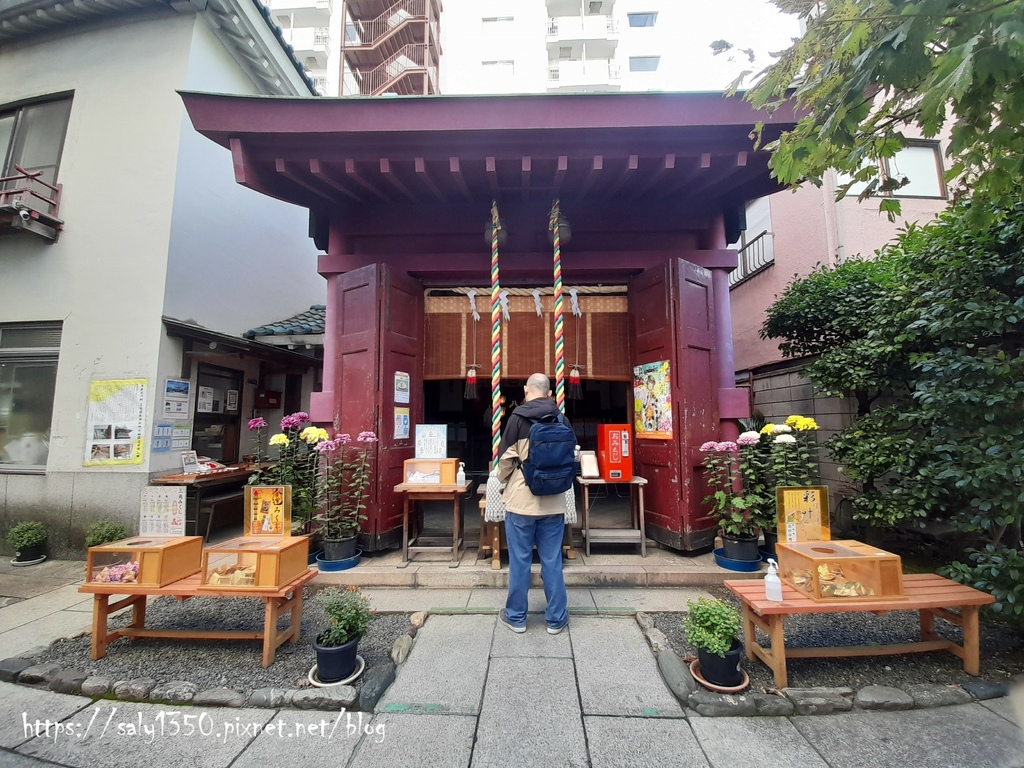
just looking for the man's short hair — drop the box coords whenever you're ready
[526,373,551,395]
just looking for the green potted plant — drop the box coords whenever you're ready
[313,585,374,682]
[316,431,377,563]
[699,440,766,562]
[683,596,743,687]
[6,521,48,565]
[84,520,130,548]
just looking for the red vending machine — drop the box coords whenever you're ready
[597,424,633,481]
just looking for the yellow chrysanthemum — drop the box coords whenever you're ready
[300,426,330,444]
[268,433,290,447]
[794,417,819,431]
[760,424,776,435]
[785,415,802,427]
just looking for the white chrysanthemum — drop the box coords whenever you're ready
[773,434,797,444]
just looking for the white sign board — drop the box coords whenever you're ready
[140,486,186,536]
[415,424,447,458]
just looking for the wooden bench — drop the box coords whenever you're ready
[725,573,995,688]
[78,568,317,667]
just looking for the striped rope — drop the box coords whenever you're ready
[550,200,565,414]
[490,201,502,466]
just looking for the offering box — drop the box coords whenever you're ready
[199,536,308,591]
[403,458,458,485]
[86,536,202,587]
[776,539,905,601]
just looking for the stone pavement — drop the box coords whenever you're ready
[0,559,1022,767]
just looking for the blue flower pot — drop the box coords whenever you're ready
[316,550,361,572]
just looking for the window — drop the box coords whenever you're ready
[1,96,72,195]
[0,322,62,471]
[559,46,573,59]
[837,142,945,200]
[587,1,603,13]
[482,60,515,77]
[627,12,657,27]
[193,364,243,464]
[729,198,775,287]
[482,16,513,24]
[629,56,660,72]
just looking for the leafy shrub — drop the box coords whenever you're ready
[942,545,1024,628]
[6,521,48,550]
[84,521,130,548]
[315,586,374,647]
[682,597,740,657]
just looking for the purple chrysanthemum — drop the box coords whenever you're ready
[715,441,739,453]
[357,431,378,443]
[337,433,352,444]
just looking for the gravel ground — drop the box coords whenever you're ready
[38,590,409,696]
[652,585,1024,691]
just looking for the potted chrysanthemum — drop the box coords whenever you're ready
[316,431,377,563]
[699,440,767,562]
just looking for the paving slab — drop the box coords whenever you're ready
[791,703,1024,768]
[589,587,709,613]
[472,657,587,768]
[0,586,95,634]
[0,612,90,661]
[361,588,470,613]
[585,716,707,767]
[229,709,364,768]
[490,619,573,658]
[0,682,90,749]
[689,716,829,768]
[465,587,596,613]
[570,616,683,718]
[377,615,492,715]
[16,700,275,768]
[349,713,475,768]
[980,695,1024,728]
[0,561,85,600]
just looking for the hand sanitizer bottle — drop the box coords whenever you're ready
[456,461,466,486]
[765,558,783,602]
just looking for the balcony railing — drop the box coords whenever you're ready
[547,58,620,85]
[729,230,775,287]
[546,16,618,37]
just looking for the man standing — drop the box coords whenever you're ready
[496,372,572,634]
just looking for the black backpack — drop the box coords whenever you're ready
[521,412,578,496]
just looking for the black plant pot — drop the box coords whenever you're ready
[13,543,46,563]
[313,634,359,683]
[762,530,779,555]
[721,533,760,562]
[697,639,744,687]
[322,536,358,562]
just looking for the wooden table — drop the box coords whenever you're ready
[395,482,470,567]
[78,568,316,667]
[151,466,255,539]
[726,573,996,687]
[577,476,648,557]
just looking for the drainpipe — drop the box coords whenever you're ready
[708,213,744,442]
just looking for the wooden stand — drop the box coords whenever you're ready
[79,568,316,667]
[395,482,469,567]
[726,573,995,688]
[578,476,647,557]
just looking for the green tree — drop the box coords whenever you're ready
[735,0,1024,219]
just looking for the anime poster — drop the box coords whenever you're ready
[246,485,291,537]
[633,361,673,439]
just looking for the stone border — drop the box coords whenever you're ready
[0,611,428,713]
[635,611,1012,717]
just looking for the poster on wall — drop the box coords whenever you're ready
[632,361,673,439]
[196,386,216,413]
[246,486,291,537]
[139,486,186,536]
[226,390,239,412]
[394,371,410,404]
[162,378,191,420]
[84,379,147,466]
[394,407,410,440]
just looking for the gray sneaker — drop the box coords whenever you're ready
[547,622,567,635]
[499,610,526,634]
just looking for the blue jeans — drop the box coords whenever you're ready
[504,512,568,628]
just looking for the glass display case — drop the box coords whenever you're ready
[199,536,308,591]
[776,539,905,601]
[85,536,203,587]
[403,458,458,484]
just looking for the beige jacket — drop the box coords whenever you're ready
[496,398,570,518]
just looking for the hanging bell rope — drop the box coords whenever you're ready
[485,201,508,523]
[549,199,566,414]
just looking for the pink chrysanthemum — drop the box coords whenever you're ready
[337,433,352,444]
[280,414,303,430]
[357,431,378,443]
[247,417,268,431]
[699,441,717,452]
[715,441,739,453]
